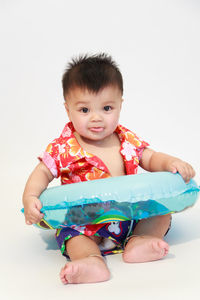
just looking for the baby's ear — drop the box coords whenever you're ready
[120,98,124,109]
[64,101,69,111]
[64,102,71,119]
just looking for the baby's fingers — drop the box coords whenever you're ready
[177,163,195,183]
[185,164,196,182]
[25,208,44,225]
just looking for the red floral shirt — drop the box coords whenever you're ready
[39,122,149,184]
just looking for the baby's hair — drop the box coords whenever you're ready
[62,53,123,98]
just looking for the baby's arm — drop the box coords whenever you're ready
[22,162,54,225]
[140,148,195,183]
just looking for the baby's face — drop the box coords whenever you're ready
[64,85,123,145]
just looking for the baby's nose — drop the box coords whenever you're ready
[90,112,102,121]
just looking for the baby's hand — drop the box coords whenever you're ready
[167,159,195,183]
[23,196,44,225]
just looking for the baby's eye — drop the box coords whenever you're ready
[80,107,89,113]
[104,106,112,111]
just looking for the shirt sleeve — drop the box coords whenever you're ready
[38,139,61,178]
[135,138,149,161]
[125,129,149,161]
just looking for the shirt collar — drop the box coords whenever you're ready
[61,122,109,172]
[60,122,144,173]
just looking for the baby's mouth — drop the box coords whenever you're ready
[89,127,104,132]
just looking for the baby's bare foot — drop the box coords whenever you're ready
[60,256,110,284]
[123,235,169,263]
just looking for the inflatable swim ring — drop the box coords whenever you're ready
[21,172,199,229]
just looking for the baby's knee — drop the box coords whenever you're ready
[158,214,172,224]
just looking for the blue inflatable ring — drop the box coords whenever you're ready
[22,172,199,229]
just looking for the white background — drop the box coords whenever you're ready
[0,1,200,299]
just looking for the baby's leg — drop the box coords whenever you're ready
[60,235,110,284]
[123,214,171,263]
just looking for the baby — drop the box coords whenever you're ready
[22,53,195,284]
